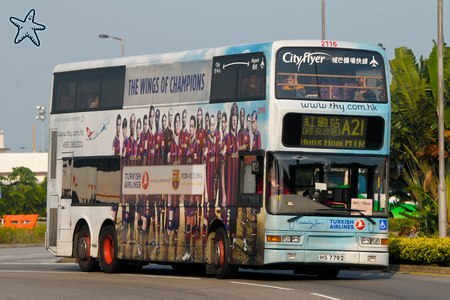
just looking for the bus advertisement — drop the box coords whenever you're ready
[46,40,390,279]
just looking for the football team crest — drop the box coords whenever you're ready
[172,169,180,190]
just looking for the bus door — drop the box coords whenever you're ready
[60,153,74,239]
[236,151,264,264]
[47,130,59,251]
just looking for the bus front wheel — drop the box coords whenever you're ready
[99,225,122,273]
[213,227,237,279]
[77,225,100,272]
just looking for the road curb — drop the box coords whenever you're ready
[389,264,450,275]
[0,243,44,248]
[59,257,76,263]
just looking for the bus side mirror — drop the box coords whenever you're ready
[252,160,262,175]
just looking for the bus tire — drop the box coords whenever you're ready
[99,225,122,273]
[77,225,100,272]
[213,227,238,279]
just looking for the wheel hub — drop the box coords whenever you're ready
[78,237,88,260]
[213,242,221,265]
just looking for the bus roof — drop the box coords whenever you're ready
[53,40,385,74]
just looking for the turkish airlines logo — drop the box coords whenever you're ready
[355,219,366,231]
[142,171,149,190]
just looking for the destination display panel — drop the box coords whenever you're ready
[282,113,384,150]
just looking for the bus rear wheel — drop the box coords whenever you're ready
[213,227,237,279]
[77,225,100,272]
[99,225,122,273]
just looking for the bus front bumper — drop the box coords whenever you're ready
[264,249,389,269]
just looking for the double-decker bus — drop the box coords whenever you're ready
[46,40,390,279]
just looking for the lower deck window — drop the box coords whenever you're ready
[63,156,121,204]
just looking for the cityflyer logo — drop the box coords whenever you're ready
[172,169,180,191]
[142,171,149,190]
[282,51,331,71]
[355,219,366,231]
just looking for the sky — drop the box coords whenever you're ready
[0,0,448,153]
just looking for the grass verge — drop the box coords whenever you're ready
[0,224,46,245]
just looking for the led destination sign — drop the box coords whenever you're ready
[282,113,384,150]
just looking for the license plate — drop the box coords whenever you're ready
[319,254,345,261]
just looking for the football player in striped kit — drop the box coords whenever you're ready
[182,115,202,261]
[165,112,183,261]
[221,103,240,258]
[202,113,218,261]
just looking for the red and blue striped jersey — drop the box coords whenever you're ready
[252,130,261,151]
[215,128,221,148]
[164,128,173,155]
[204,137,217,200]
[137,138,143,158]
[238,128,251,151]
[146,131,155,165]
[123,137,132,157]
[113,136,120,155]
[223,132,239,205]
[139,130,150,156]
[196,128,206,154]
[180,129,189,157]
[155,128,165,165]
[169,137,182,166]
[186,139,201,165]
[131,138,138,157]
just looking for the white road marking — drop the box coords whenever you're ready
[310,293,340,300]
[122,273,201,280]
[0,270,85,275]
[230,281,294,291]
[0,262,76,265]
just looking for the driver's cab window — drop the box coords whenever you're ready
[262,160,292,197]
[238,154,263,207]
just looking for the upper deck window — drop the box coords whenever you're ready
[52,66,125,113]
[210,53,266,103]
[276,48,387,102]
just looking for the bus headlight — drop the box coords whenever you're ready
[291,236,301,243]
[268,235,302,243]
[282,236,291,242]
[360,237,381,245]
[282,236,301,243]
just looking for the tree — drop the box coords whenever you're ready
[390,44,450,235]
[0,167,46,216]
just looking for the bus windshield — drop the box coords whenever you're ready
[265,153,388,217]
[276,47,387,102]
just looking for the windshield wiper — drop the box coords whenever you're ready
[287,212,336,223]
[357,211,376,225]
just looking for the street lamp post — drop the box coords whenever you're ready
[321,0,325,40]
[98,34,124,57]
[36,105,46,152]
[437,0,447,237]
